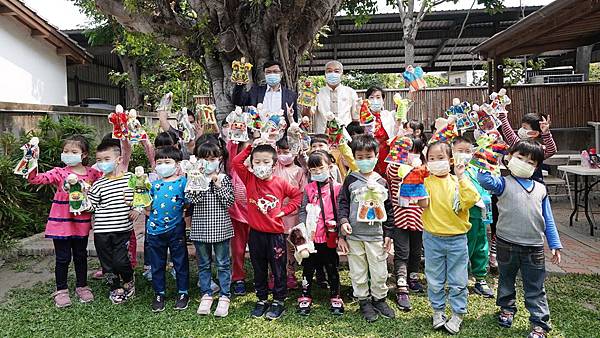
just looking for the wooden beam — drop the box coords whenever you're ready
[57,47,73,56]
[30,29,49,38]
[0,5,16,15]
[428,38,450,67]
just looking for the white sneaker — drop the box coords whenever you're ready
[433,310,447,329]
[444,313,464,334]
[213,296,230,317]
[197,294,213,315]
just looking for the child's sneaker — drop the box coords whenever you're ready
[408,278,424,293]
[251,300,270,318]
[232,280,246,296]
[395,292,412,311]
[372,297,395,318]
[528,326,547,338]
[433,310,447,329]
[265,300,285,320]
[123,279,135,299]
[329,296,344,316]
[52,289,72,308]
[444,313,463,334]
[92,269,104,280]
[286,274,298,289]
[75,286,94,303]
[197,294,213,315]
[214,296,231,317]
[473,280,494,298]
[109,289,126,304]
[498,310,514,328]
[297,296,312,316]
[174,293,190,310]
[359,299,379,323]
[152,294,166,312]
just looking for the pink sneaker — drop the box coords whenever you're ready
[52,289,72,308]
[92,269,104,279]
[75,286,94,303]
[287,274,298,289]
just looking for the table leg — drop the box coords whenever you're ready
[569,174,579,227]
[583,176,595,236]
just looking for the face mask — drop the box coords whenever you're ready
[356,158,377,174]
[311,172,329,182]
[507,157,536,178]
[517,127,536,140]
[453,152,472,166]
[61,153,82,167]
[427,160,450,176]
[325,72,341,86]
[278,153,294,166]
[369,99,382,112]
[265,73,281,87]
[204,160,221,174]
[156,163,177,178]
[253,164,273,180]
[97,161,116,175]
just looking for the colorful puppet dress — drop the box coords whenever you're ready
[398,165,429,207]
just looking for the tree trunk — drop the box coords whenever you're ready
[117,54,141,108]
[404,37,415,68]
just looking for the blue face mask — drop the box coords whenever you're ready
[97,161,116,175]
[61,153,82,167]
[369,99,382,112]
[311,172,329,182]
[265,73,281,87]
[156,163,177,178]
[356,158,377,174]
[325,72,341,86]
[204,160,221,174]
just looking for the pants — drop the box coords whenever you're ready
[129,229,137,268]
[194,239,231,298]
[490,195,499,257]
[286,235,296,277]
[231,219,250,282]
[94,231,134,290]
[423,231,468,314]
[347,239,389,300]
[467,217,489,279]
[146,225,189,295]
[53,237,88,290]
[301,243,340,297]
[392,228,422,287]
[248,229,287,301]
[496,238,551,331]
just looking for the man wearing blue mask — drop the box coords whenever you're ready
[311,60,359,134]
[232,60,298,127]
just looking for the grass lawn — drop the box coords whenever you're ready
[0,261,599,338]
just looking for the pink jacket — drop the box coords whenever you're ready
[273,162,307,233]
[227,141,248,224]
[300,181,342,243]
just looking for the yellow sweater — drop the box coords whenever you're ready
[423,174,480,236]
[331,143,358,178]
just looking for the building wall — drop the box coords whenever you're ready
[0,15,67,105]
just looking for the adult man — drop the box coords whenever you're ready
[232,60,298,126]
[311,60,359,134]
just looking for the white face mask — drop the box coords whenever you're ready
[517,127,536,140]
[369,99,382,112]
[253,164,273,180]
[507,157,536,178]
[427,160,450,176]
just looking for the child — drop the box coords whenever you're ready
[88,139,137,304]
[337,134,395,323]
[27,135,101,307]
[145,146,190,312]
[420,141,479,334]
[478,140,561,338]
[408,119,427,144]
[297,151,343,316]
[232,141,302,320]
[187,142,235,317]
[273,138,307,289]
[452,136,494,298]
[346,121,365,137]
[386,137,426,312]
[305,134,343,183]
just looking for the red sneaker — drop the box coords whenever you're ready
[92,269,103,280]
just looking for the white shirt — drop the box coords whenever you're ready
[314,84,359,134]
[262,85,282,113]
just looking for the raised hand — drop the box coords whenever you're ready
[540,115,551,134]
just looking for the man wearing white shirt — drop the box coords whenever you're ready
[310,61,359,134]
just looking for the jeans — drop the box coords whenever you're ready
[146,225,189,295]
[53,237,88,290]
[248,229,287,301]
[94,231,134,290]
[392,228,422,287]
[423,231,469,314]
[301,243,340,297]
[496,238,551,331]
[194,239,232,298]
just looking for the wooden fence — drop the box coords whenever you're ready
[357,82,600,129]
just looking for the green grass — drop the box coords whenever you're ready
[0,263,599,338]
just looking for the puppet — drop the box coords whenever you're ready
[14,137,39,176]
[180,155,210,192]
[63,173,91,215]
[231,57,253,84]
[108,104,128,140]
[127,109,148,144]
[226,106,251,143]
[402,65,427,92]
[354,181,388,223]
[128,166,152,210]
[298,79,318,108]
[177,107,196,143]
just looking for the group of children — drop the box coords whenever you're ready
[27,86,562,338]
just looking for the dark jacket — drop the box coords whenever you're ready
[232,84,298,126]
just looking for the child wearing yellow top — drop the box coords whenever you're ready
[418,142,479,334]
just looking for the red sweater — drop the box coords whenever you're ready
[232,146,303,234]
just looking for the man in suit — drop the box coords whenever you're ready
[231,60,298,126]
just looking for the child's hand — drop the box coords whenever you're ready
[128,210,142,222]
[341,223,352,235]
[210,173,220,186]
[384,237,392,253]
[551,249,561,265]
[540,115,551,134]
[337,238,349,254]
[454,163,466,179]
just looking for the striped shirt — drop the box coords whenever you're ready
[386,164,424,231]
[88,172,134,233]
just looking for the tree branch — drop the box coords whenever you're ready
[396,0,406,22]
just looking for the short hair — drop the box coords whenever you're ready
[307,150,334,169]
[426,141,452,159]
[452,135,473,147]
[101,132,113,142]
[62,135,90,154]
[325,60,343,72]
[263,60,282,71]
[276,138,289,150]
[349,134,379,155]
[155,131,179,148]
[251,144,277,164]
[196,141,223,159]
[522,113,546,133]
[187,110,196,119]
[346,121,365,136]
[411,137,426,155]
[366,86,385,99]
[155,145,182,162]
[310,134,329,146]
[408,119,425,133]
[96,139,121,155]
[509,140,545,166]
